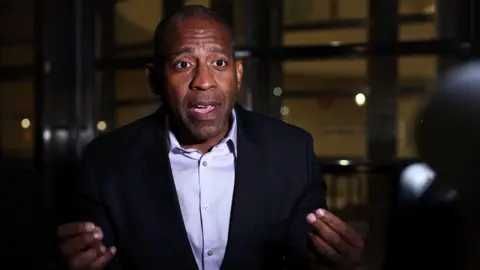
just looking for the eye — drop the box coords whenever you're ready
[174,61,191,69]
[213,59,227,67]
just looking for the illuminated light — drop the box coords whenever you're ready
[21,118,31,129]
[97,121,107,131]
[280,106,290,116]
[330,41,341,46]
[273,87,283,96]
[43,130,52,141]
[338,160,350,166]
[355,93,366,106]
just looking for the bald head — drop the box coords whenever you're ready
[153,5,234,64]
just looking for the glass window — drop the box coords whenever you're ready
[0,45,34,66]
[284,29,367,46]
[281,59,367,158]
[116,70,156,101]
[184,0,210,7]
[0,82,35,115]
[398,0,436,41]
[115,104,160,128]
[399,23,436,41]
[115,0,163,47]
[0,82,35,158]
[397,56,437,158]
[282,98,366,157]
[399,0,435,14]
[0,118,35,158]
[284,0,368,24]
[283,59,368,90]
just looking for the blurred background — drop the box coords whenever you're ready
[0,0,478,269]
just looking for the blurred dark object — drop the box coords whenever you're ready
[383,161,465,270]
[416,60,480,210]
[0,158,51,269]
[384,60,480,269]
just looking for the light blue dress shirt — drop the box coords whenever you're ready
[167,110,237,270]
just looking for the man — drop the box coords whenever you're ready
[57,6,363,270]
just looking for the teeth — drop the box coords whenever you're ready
[195,104,213,108]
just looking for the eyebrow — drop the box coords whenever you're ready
[167,47,232,59]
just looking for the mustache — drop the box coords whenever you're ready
[186,93,222,107]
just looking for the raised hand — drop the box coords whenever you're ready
[307,209,364,270]
[57,222,116,270]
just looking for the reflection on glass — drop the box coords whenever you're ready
[282,98,366,157]
[115,104,160,128]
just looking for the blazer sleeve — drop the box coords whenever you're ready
[60,145,123,270]
[285,134,327,270]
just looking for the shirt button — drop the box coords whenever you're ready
[202,161,207,166]
[203,204,210,211]
[207,250,213,256]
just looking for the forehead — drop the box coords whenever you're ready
[167,17,232,50]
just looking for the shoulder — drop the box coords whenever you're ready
[237,107,313,146]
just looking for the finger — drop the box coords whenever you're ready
[314,209,364,248]
[69,246,104,269]
[57,222,96,239]
[308,215,355,256]
[60,229,104,256]
[309,232,340,263]
[90,247,117,269]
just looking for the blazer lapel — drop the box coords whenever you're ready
[221,106,268,269]
[141,109,198,270]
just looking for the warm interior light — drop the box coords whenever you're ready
[21,118,31,129]
[355,93,366,106]
[338,160,350,166]
[97,121,107,131]
[330,41,341,46]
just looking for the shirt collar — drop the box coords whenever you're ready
[166,109,238,155]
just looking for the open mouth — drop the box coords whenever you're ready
[191,104,217,114]
[188,102,220,120]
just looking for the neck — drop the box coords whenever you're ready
[169,117,232,154]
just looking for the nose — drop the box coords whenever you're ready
[190,64,216,91]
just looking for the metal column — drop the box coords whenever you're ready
[35,0,96,207]
[366,0,398,268]
[99,0,116,133]
[251,0,283,118]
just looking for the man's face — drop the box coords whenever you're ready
[156,17,243,141]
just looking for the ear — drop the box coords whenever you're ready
[145,63,162,96]
[235,60,244,92]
